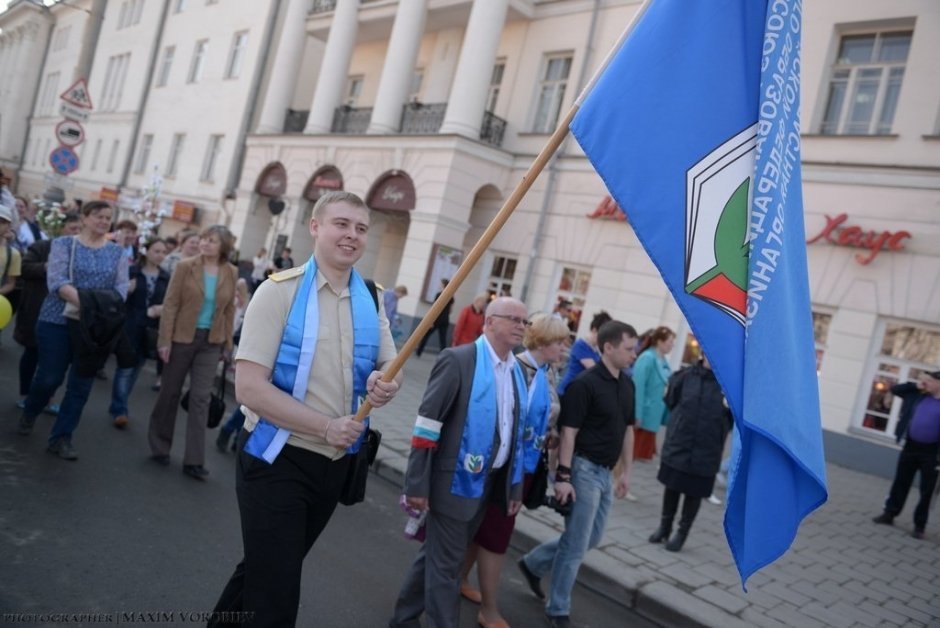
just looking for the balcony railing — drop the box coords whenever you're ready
[311,0,336,14]
[479,110,507,148]
[308,104,507,148]
[400,102,447,134]
[331,105,373,134]
[283,109,309,134]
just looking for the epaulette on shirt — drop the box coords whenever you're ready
[269,266,305,283]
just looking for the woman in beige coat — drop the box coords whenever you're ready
[147,225,238,479]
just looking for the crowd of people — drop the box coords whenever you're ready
[3,183,741,627]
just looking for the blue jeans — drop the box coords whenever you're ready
[24,321,96,446]
[109,363,143,418]
[522,455,612,617]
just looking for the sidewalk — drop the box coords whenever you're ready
[371,354,940,628]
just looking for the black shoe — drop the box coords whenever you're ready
[183,465,209,480]
[545,615,573,628]
[518,558,545,600]
[150,454,171,466]
[872,513,894,525]
[912,528,925,540]
[649,519,673,543]
[17,413,37,435]
[47,439,78,461]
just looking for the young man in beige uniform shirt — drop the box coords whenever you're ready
[210,192,402,627]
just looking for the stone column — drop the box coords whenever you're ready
[439,0,510,138]
[366,0,428,134]
[255,0,315,134]
[304,0,360,134]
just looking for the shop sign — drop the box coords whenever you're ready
[303,167,343,202]
[586,195,627,222]
[255,163,287,198]
[367,171,415,212]
[171,200,197,224]
[806,213,911,265]
[99,187,119,202]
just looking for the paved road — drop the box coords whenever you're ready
[0,346,654,627]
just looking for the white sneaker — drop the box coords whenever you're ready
[625,492,638,502]
[707,494,722,506]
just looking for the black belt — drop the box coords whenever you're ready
[574,451,615,470]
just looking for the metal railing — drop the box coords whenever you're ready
[400,102,447,134]
[283,109,309,134]
[479,110,507,148]
[331,105,374,134]
[311,0,337,14]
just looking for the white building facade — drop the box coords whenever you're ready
[1,0,937,472]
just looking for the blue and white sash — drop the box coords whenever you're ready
[450,337,527,499]
[522,362,551,474]
[244,256,379,463]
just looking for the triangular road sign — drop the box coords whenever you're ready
[60,78,94,110]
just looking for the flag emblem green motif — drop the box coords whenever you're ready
[684,124,757,325]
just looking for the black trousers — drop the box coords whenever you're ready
[210,430,350,628]
[416,322,448,355]
[883,438,939,530]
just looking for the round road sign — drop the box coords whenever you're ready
[49,145,80,176]
[55,120,86,147]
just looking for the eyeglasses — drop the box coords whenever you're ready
[491,314,532,328]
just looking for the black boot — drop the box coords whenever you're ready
[649,517,673,543]
[665,495,701,552]
[665,528,688,551]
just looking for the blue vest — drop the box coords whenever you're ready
[244,256,379,463]
[450,337,528,499]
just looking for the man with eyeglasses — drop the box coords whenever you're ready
[390,297,530,628]
[518,320,638,628]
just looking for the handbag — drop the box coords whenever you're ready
[62,237,80,320]
[523,450,550,511]
[180,368,227,429]
[338,427,382,506]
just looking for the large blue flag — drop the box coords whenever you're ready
[570,0,827,584]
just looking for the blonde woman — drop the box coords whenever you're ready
[148,225,238,479]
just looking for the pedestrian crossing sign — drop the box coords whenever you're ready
[60,78,94,110]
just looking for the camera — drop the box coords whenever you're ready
[542,494,573,517]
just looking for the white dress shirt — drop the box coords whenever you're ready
[481,335,517,469]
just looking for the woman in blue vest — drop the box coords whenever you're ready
[632,326,676,461]
[460,312,570,628]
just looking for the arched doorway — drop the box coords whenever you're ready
[241,162,288,267]
[460,184,505,307]
[361,170,415,288]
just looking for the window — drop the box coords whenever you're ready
[487,61,505,112]
[155,46,175,87]
[225,31,248,79]
[165,133,185,178]
[174,0,186,12]
[820,31,912,135]
[134,134,153,174]
[200,134,223,182]
[532,54,572,133]
[812,311,833,374]
[39,71,60,116]
[188,39,208,83]
[555,265,591,332]
[91,139,103,171]
[486,255,517,300]
[131,0,144,25]
[101,53,131,111]
[346,75,363,106]
[207,0,219,5]
[409,69,423,102]
[859,323,940,436]
[107,139,120,174]
[118,1,129,28]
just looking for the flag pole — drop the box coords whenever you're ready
[354,0,654,422]
[353,106,577,421]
